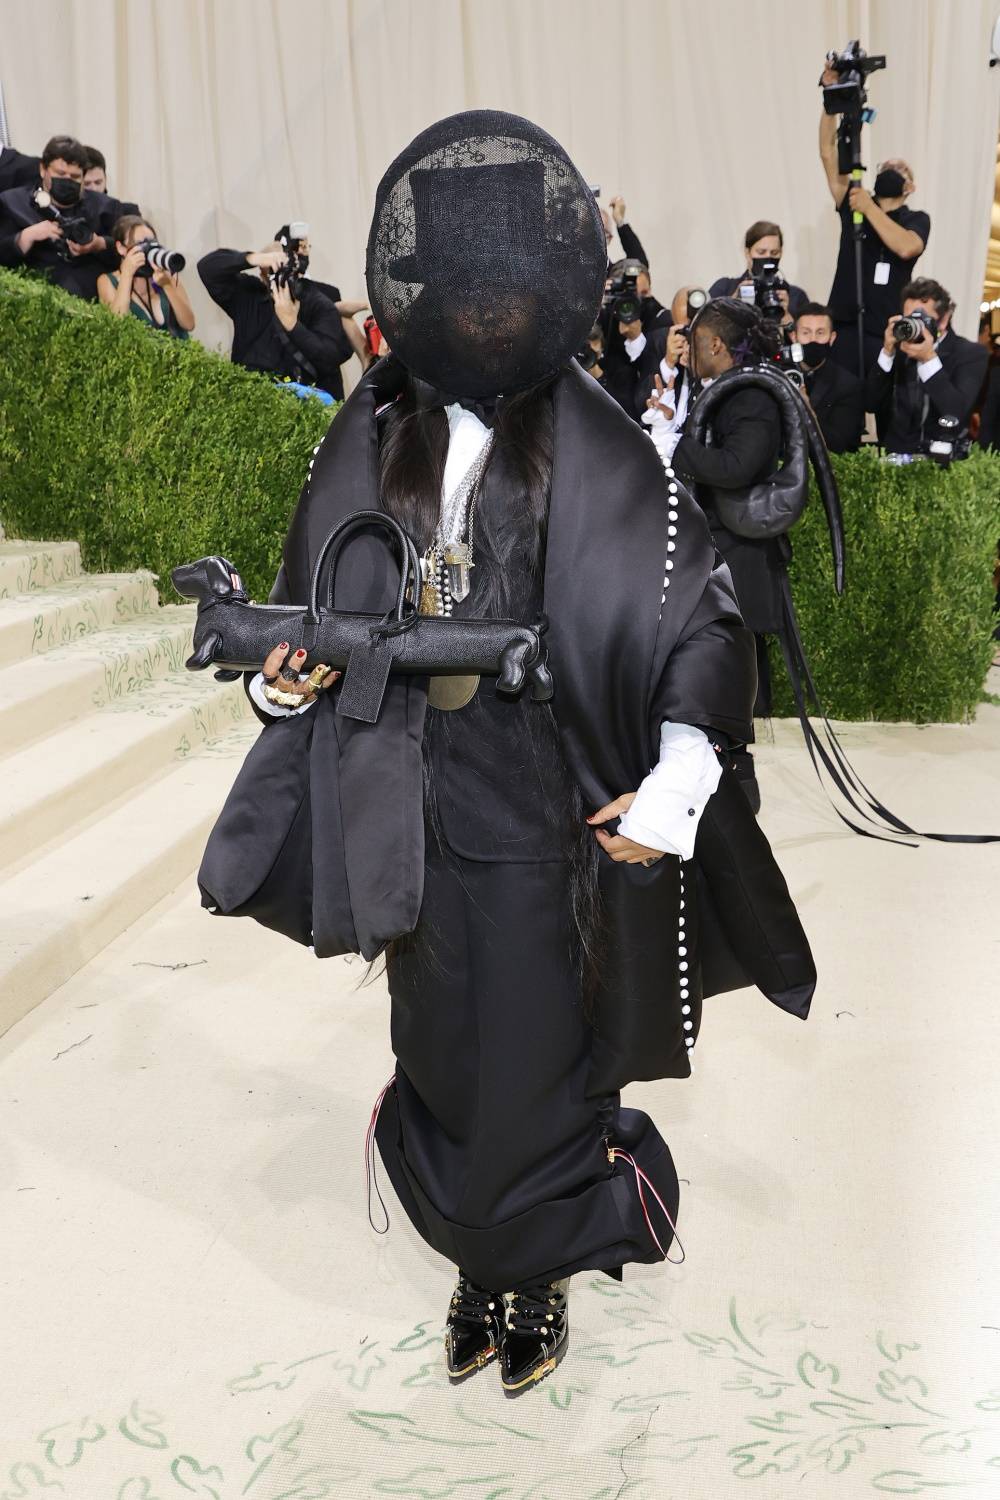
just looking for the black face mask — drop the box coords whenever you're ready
[799,340,829,369]
[49,175,83,207]
[874,168,906,200]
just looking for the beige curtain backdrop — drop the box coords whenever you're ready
[4,0,999,366]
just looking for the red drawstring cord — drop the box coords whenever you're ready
[366,1074,396,1234]
[608,1146,686,1265]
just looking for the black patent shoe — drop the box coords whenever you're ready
[444,1270,503,1383]
[499,1277,570,1397]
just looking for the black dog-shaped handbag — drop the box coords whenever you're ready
[171,509,554,723]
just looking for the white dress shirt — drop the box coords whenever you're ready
[877,345,943,381]
[251,404,722,859]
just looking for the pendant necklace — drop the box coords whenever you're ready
[420,433,493,711]
[419,435,493,619]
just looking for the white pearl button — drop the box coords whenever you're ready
[681,1004,691,1015]
[685,1037,694,1048]
[683,1020,693,1030]
[679,961,688,972]
[668,525,677,536]
[665,560,674,571]
[667,541,676,552]
[678,945,687,956]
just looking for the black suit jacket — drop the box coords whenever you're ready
[0,147,40,194]
[673,385,785,632]
[0,184,119,299]
[804,357,865,453]
[865,329,987,454]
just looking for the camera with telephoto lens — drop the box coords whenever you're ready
[132,240,186,279]
[603,258,646,325]
[34,182,93,260]
[740,256,787,322]
[892,308,938,345]
[270,220,310,300]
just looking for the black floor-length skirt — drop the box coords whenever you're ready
[374,842,680,1290]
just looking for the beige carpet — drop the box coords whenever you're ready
[1,688,998,1500]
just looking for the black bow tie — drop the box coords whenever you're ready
[412,377,498,426]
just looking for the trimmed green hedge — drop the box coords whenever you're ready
[0,269,336,603]
[1,270,997,721]
[768,448,1000,722]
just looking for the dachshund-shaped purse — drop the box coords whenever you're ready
[171,509,554,722]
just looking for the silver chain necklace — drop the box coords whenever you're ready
[419,436,494,617]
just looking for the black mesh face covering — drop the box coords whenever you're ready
[366,110,606,401]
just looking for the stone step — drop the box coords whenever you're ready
[0,604,201,757]
[0,571,159,669]
[0,538,81,596]
[0,720,258,1038]
[0,668,252,872]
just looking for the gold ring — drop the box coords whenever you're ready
[262,684,303,708]
[305,665,329,692]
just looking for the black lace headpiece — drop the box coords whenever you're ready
[366,109,606,401]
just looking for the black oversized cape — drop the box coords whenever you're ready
[205,357,815,1095]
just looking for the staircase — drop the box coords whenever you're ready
[0,537,256,1036]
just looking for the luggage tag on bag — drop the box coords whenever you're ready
[336,630,398,724]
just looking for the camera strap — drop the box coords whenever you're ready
[777,574,1000,845]
[273,322,317,384]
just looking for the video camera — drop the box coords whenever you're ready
[34,181,93,260]
[603,258,646,325]
[271,221,310,299]
[822,40,886,175]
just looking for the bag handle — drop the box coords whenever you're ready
[307,509,421,631]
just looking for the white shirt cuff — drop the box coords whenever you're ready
[646,424,683,462]
[624,331,647,362]
[877,347,895,373]
[917,354,943,381]
[617,722,723,860]
[248,670,317,717]
[660,358,677,384]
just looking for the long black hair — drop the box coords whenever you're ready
[374,369,604,1008]
[692,296,783,365]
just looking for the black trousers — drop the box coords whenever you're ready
[374,844,679,1289]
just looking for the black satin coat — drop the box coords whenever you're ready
[241,357,815,1093]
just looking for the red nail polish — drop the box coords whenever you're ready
[278,642,289,650]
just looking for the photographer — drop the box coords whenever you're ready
[709,221,809,327]
[0,134,118,300]
[198,230,352,397]
[633,285,701,424]
[820,59,929,376]
[793,303,864,453]
[96,215,194,338]
[864,278,986,458]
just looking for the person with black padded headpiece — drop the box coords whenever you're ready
[201,111,814,1398]
[644,297,784,811]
